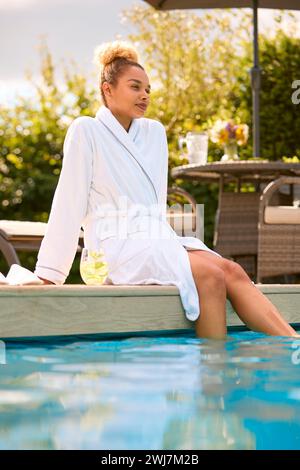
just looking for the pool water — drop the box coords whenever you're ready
[0,330,300,450]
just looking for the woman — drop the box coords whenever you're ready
[35,41,299,340]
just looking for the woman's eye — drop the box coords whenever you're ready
[131,85,151,94]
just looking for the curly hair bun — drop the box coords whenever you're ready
[93,40,139,68]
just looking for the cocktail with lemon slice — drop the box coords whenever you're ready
[80,248,108,285]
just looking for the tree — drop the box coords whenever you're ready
[233,15,300,160]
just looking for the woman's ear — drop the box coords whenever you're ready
[102,81,112,99]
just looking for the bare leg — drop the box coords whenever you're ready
[190,250,300,338]
[226,271,299,337]
[187,251,227,340]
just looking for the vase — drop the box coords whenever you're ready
[221,142,239,162]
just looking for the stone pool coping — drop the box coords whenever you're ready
[0,284,299,339]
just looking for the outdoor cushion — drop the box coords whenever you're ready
[0,220,84,239]
[264,206,300,224]
[0,220,47,239]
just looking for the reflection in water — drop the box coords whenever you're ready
[0,331,299,449]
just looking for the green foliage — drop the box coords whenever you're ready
[233,21,300,160]
[0,41,99,222]
[0,41,99,280]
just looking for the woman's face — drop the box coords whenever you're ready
[102,65,151,121]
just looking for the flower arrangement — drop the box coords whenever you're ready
[210,120,249,161]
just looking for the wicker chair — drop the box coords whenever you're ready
[167,186,201,238]
[213,191,260,257]
[213,184,295,279]
[257,176,300,283]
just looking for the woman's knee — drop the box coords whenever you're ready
[196,263,226,291]
[222,259,249,283]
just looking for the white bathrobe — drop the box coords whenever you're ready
[35,105,221,321]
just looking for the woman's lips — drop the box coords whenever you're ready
[136,104,147,111]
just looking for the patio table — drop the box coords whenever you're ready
[171,160,300,278]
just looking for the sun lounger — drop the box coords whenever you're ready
[0,220,84,268]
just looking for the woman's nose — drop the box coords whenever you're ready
[141,90,149,100]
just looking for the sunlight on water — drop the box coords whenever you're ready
[0,330,300,450]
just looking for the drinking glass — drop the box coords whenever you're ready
[80,248,108,285]
[178,132,208,164]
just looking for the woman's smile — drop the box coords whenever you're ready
[135,103,148,111]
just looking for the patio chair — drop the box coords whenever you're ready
[213,182,294,279]
[0,220,84,268]
[167,186,200,238]
[257,176,300,283]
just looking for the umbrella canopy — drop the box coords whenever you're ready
[145,1,300,8]
[143,0,300,157]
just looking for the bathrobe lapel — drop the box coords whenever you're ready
[95,106,158,203]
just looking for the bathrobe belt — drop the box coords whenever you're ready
[90,212,175,241]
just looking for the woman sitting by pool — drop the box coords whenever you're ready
[34,40,299,340]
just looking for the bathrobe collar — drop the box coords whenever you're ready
[95,105,158,203]
[95,105,140,154]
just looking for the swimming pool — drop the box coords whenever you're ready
[0,330,300,450]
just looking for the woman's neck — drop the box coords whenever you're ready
[110,108,132,133]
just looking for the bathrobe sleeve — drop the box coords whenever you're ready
[34,117,93,284]
[156,122,169,218]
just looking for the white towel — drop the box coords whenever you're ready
[0,264,43,285]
